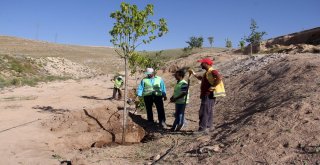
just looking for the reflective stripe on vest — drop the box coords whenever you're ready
[173,80,189,104]
[205,67,226,97]
[142,76,162,96]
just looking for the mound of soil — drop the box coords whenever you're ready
[213,54,320,164]
[164,53,320,164]
[43,105,146,152]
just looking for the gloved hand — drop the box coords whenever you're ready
[170,96,176,102]
[163,96,167,101]
[188,69,196,75]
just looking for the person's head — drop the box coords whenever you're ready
[117,76,123,81]
[144,68,154,78]
[197,58,213,70]
[174,69,185,81]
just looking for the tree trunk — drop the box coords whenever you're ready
[250,44,253,56]
[122,57,128,144]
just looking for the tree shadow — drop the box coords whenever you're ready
[83,109,116,142]
[128,112,159,132]
[33,105,70,114]
[80,95,110,100]
[128,112,193,137]
[212,92,304,143]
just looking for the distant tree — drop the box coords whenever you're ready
[186,36,204,49]
[225,38,232,48]
[109,2,168,143]
[244,19,267,55]
[239,38,246,52]
[208,36,214,47]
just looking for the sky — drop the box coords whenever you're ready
[1,0,319,51]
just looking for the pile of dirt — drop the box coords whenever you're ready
[43,105,146,153]
[170,54,320,164]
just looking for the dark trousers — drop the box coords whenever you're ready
[199,96,216,131]
[144,95,166,123]
[112,88,122,99]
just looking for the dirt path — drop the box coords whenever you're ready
[0,75,118,164]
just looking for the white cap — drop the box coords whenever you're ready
[144,68,154,75]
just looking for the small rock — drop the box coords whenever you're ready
[199,145,220,153]
[152,154,160,161]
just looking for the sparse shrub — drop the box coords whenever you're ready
[186,36,204,49]
[181,47,192,57]
[10,78,20,86]
[0,76,9,88]
[10,60,24,73]
[239,40,246,51]
[20,77,38,87]
[136,97,146,112]
[225,38,232,48]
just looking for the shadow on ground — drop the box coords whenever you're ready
[80,95,110,100]
[33,105,69,114]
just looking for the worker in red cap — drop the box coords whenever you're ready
[189,58,226,134]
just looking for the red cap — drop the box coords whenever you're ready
[197,58,213,65]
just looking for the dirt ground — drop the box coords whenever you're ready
[1,52,320,165]
[0,75,128,164]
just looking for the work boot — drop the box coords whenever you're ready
[176,123,185,131]
[171,125,178,132]
[193,128,209,135]
[160,121,167,128]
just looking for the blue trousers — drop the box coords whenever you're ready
[172,104,187,128]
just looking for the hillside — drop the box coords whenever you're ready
[0,36,122,73]
[0,35,224,88]
[167,53,320,164]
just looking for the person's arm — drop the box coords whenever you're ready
[160,78,167,100]
[188,69,202,80]
[170,82,188,102]
[136,80,144,97]
[193,74,203,80]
